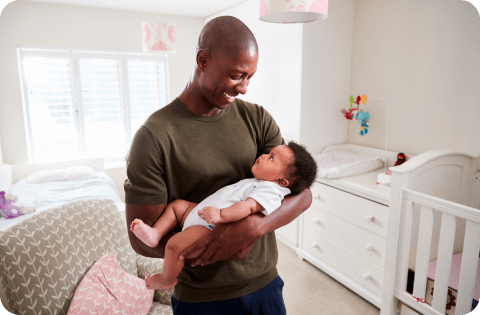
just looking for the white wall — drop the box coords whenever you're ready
[0,1,203,165]
[0,137,3,164]
[348,0,480,157]
[205,0,303,142]
[300,0,356,154]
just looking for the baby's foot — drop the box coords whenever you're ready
[145,273,177,290]
[130,219,161,248]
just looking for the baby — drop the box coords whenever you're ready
[130,141,317,289]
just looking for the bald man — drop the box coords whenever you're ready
[124,16,312,314]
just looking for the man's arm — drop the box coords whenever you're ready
[126,203,172,258]
[179,188,312,266]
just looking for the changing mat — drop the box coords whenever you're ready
[314,150,384,179]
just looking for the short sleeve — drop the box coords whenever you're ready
[247,182,291,216]
[124,127,168,205]
[259,107,285,155]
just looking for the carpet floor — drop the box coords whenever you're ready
[277,240,381,315]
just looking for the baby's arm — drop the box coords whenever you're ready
[199,197,264,224]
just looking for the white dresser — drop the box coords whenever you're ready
[295,144,405,308]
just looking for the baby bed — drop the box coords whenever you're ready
[381,150,480,315]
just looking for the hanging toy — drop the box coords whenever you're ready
[356,111,370,136]
[341,95,370,136]
[341,108,357,120]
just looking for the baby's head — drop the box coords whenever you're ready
[251,141,317,195]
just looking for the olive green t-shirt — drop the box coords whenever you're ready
[124,97,284,303]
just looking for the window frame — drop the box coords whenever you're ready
[17,48,170,165]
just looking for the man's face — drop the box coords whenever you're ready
[200,49,258,110]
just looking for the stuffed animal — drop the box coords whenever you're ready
[0,191,36,219]
[356,111,370,136]
[395,153,407,166]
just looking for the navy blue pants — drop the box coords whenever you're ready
[171,275,287,315]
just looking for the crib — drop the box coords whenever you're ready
[381,150,480,315]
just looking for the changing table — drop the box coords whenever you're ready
[296,144,412,308]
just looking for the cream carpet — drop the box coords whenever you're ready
[276,240,380,315]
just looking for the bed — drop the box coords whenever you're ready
[0,158,125,231]
[380,150,480,315]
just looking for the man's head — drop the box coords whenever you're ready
[251,142,318,195]
[195,16,259,110]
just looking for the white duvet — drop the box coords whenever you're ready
[314,150,384,179]
[0,171,124,230]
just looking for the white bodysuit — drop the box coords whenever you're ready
[182,178,291,231]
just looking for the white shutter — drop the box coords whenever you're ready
[127,59,166,140]
[79,58,126,159]
[21,56,80,163]
[18,49,168,164]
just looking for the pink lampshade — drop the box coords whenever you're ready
[142,22,176,53]
[259,0,328,23]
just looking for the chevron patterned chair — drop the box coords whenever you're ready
[0,198,173,315]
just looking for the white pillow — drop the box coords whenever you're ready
[26,166,96,184]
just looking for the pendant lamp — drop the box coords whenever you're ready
[142,0,176,53]
[142,22,176,53]
[259,0,328,23]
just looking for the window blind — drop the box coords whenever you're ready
[18,49,169,164]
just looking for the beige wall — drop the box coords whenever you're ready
[300,0,356,154]
[0,0,203,165]
[348,0,480,157]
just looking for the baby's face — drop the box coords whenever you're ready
[251,145,294,184]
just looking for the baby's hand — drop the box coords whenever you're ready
[198,207,222,224]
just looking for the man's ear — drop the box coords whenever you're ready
[196,50,210,72]
[276,178,290,188]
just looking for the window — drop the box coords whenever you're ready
[17,48,169,164]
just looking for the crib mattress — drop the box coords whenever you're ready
[427,253,480,301]
[407,254,479,314]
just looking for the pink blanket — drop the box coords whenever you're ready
[428,253,480,300]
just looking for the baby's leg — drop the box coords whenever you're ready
[145,225,210,290]
[131,200,196,248]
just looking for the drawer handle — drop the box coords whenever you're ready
[313,193,321,200]
[311,242,319,248]
[313,217,320,225]
[365,244,373,252]
[363,272,372,281]
[365,214,374,223]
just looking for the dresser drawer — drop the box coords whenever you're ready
[311,182,388,238]
[304,206,386,267]
[302,227,383,296]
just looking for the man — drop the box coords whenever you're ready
[124,15,312,314]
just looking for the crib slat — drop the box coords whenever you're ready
[413,206,434,301]
[399,200,413,291]
[456,220,480,315]
[432,213,456,312]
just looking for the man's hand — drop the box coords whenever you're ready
[198,207,222,224]
[179,214,263,267]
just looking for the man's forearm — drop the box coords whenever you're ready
[250,188,312,236]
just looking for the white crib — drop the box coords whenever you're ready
[381,150,480,315]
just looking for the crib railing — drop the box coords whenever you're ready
[391,189,480,315]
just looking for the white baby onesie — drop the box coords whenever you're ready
[182,178,291,231]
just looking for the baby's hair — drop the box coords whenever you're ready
[286,141,318,195]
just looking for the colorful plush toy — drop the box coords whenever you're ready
[341,108,357,120]
[395,153,407,166]
[0,191,36,219]
[356,111,370,136]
